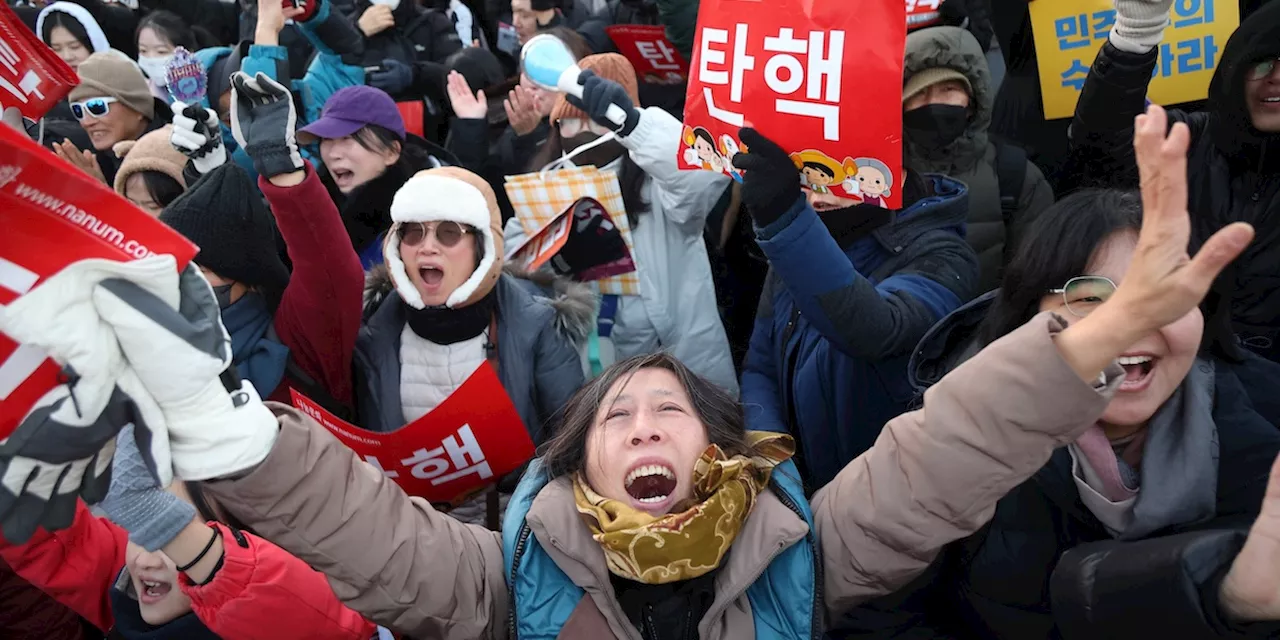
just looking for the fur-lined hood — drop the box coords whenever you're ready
[363,263,597,345]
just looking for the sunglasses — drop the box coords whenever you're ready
[398,221,471,248]
[1249,58,1279,81]
[70,96,118,121]
[1048,275,1117,318]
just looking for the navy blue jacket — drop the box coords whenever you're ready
[740,176,978,491]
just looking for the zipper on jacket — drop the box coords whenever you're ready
[506,523,534,638]
[772,487,824,640]
[779,307,809,481]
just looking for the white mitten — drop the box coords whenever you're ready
[683,147,700,167]
[1110,0,1175,53]
[0,258,175,543]
[93,261,277,481]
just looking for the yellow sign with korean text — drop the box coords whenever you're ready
[1030,0,1239,120]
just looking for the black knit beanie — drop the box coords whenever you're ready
[160,164,289,302]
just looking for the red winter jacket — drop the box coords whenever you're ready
[262,162,365,408]
[0,558,92,640]
[0,502,375,639]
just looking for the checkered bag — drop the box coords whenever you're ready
[504,165,640,296]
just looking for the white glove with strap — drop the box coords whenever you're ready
[0,258,173,543]
[170,101,228,176]
[1110,0,1175,54]
[93,259,277,481]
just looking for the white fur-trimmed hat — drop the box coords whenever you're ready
[384,167,504,309]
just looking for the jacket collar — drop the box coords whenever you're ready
[871,174,970,254]
[524,476,809,639]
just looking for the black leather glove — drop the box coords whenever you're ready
[229,71,303,179]
[565,69,641,136]
[731,128,802,228]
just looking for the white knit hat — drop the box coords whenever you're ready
[383,167,504,309]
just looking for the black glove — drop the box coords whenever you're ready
[731,128,802,228]
[229,71,303,179]
[368,58,415,96]
[565,69,641,136]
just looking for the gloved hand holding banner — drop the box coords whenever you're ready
[680,0,907,209]
[0,120,198,443]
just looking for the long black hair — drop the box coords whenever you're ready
[139,170,186,209]
[41,12,93,51]
[978,188,1239,359]
[528,127,650,227]
[135,10,200,52]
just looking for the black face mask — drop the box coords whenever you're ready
[563,131,625,168]
[212,283,234,310]
[903,104,970,149]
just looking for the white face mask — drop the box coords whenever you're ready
[138,54,173,86]
[369,0,401,9]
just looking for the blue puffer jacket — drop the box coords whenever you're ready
[501,458,821,640]
[741,177,978,491]
[189,0,364,177]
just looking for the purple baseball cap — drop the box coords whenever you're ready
[298,85,406,143]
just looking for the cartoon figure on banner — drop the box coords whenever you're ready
[681,126,744,182]
[790,149,857,196]
[853,157,894,208]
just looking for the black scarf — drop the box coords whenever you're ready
[328,161,414,256]
[818,204,894,248]
[108,575,221,640]
[403,289,498,345]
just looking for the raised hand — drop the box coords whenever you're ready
[54,140,106,185]
[504,84,542,136]
[93,263,278,482]
[446,70,487,120]
[170,101,227,175]
[1219,454,1280,621]
[1103,105,1252,334]
[256,0,308,45]
[1054,105,1253,384]
[229,71,302,180]
[730,127,802,228]
[358,4,395,37]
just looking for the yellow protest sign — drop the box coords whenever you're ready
[1030,0,1239,120]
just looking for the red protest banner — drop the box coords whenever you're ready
[680,0,907,209]
[291,362,535,506]
[0,124,198,441]
[605,25,688,85]
[905,0,945,31]
[0,3,79,120]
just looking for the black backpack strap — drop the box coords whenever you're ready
[994,140,1028,218]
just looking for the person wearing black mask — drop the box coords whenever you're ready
[903,25,1055,293]
[733,127,979,491]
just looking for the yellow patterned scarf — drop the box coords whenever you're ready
[572,432,795,584]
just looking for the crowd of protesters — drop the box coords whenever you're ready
[0,0,1279,638]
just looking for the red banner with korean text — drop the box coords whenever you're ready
[0,124,199,441]
[0,3,79,120]
[606,25,689,86]
[681,0,907,210]
[290,362,535,506]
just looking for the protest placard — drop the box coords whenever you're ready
[1030,0,1239,119]
[291,362,535,506]
[0,3,79,120]
[606,25,689,86]
[681,0,907,209]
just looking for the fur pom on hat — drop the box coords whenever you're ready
[383,167,504,310]
[112,126,189,196]
[550,53,640,126]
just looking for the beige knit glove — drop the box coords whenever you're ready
[1110,0,1175,54]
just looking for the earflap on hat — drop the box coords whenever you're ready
[383,168,504,310]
